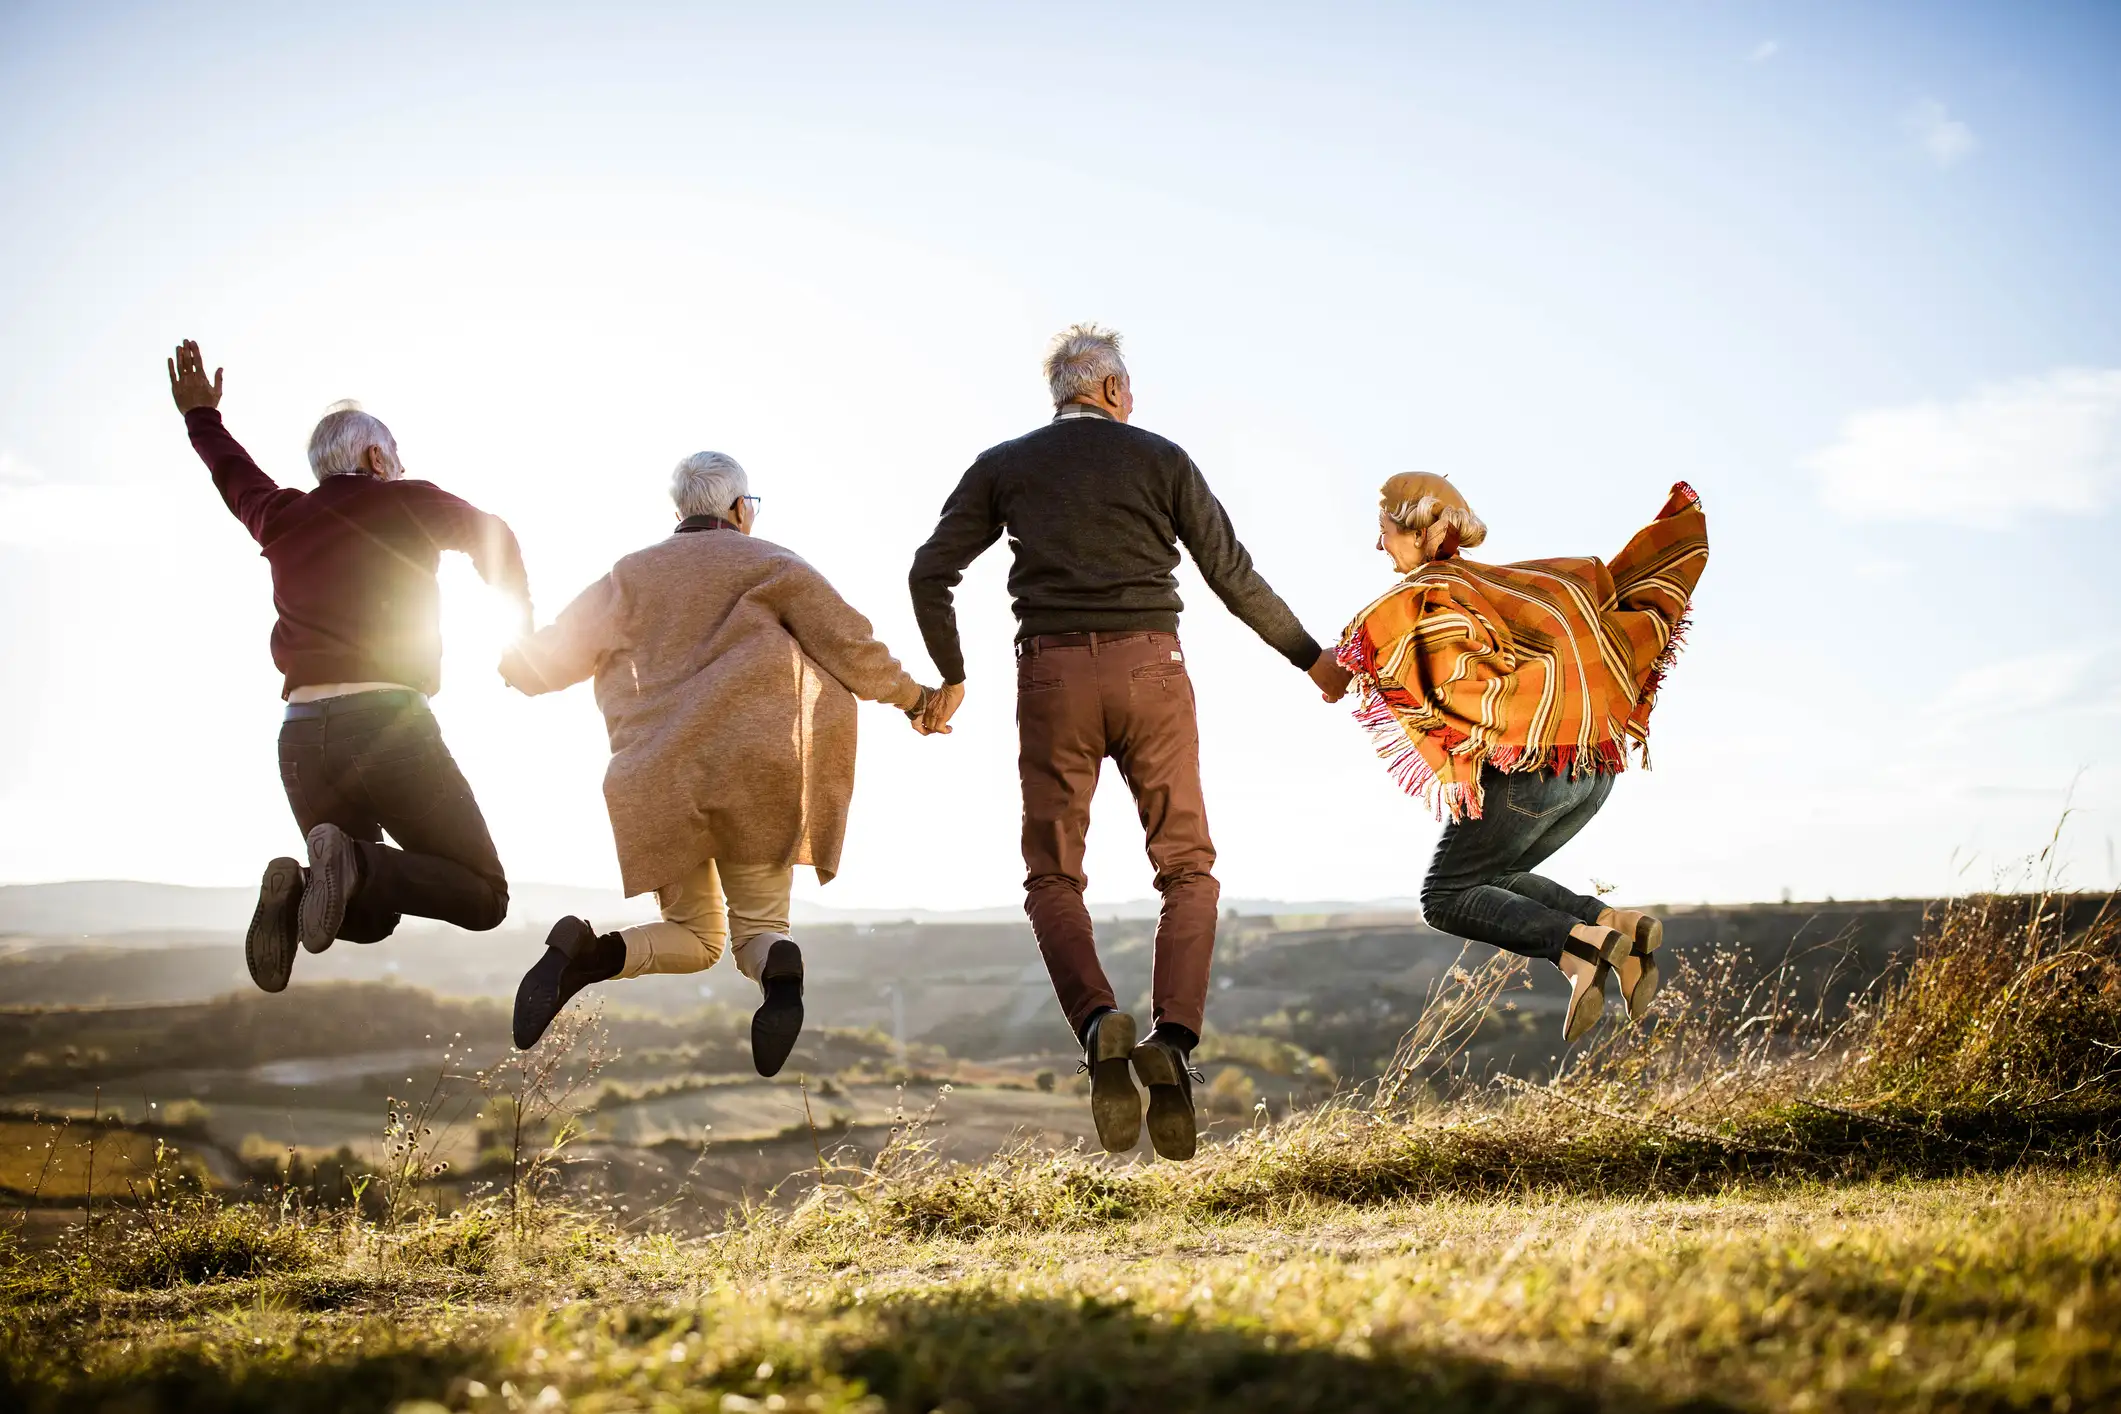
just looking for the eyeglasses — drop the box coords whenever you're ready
[735,495,763,516]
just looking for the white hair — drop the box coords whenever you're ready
[1044,323,1127,406]
[307,401,402,482]
[670,450,751,519]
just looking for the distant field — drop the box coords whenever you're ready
[0,1121,176,1201]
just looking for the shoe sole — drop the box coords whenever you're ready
[245,857,303,994]
[1130,1041,1197,1161]
[1087,1011,1141,1153]
[1622,956,1664,1021]
[1621,916,1665,1021]
[300,824,358,953]
[752,939,805,1078]
[1563,975,1606,1042]
[1563,929,1627,1043]
[513,947,570,1050]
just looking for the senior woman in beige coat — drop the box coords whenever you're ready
[500,451,939,1074]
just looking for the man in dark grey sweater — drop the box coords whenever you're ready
[909,324,1349,1160]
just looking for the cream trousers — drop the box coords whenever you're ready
[618,859,794,983]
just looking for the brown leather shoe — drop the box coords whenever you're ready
[1559,924,1626,1042]
[1080,1010,1141,1153]
[1130,1031,1202,1161]
[1599,908,1665,1021]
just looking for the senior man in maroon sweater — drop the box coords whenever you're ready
[168,340,532,995]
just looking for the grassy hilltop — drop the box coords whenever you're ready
[4,892,2120,1412]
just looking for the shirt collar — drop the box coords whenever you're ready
[1052,402,1116,423]
[674,514,739,534]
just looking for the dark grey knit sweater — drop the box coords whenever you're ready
[909,408,1323,684]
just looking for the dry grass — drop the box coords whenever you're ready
[3,1175,2116,1411]
[3,889,2118,1411]
[769,891,2121,1244]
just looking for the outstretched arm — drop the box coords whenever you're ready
[1608,482,1709,727]
[907,461,1002,687]
[775,558,926,712]
[399,483,535,634]
[169,339,302,542]
[500,572,621,695]
[1609,483,1708,635]
[1169,455,1344,697]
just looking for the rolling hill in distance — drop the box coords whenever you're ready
[0,879,1426,937]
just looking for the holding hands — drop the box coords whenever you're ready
[905,681,966,736]
[1308,651,1354,703]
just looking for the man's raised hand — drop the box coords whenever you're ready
[167,340,223,414]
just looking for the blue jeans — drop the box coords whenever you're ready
[1419,765,1613,964]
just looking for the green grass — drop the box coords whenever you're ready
[3,1176,2117,1412]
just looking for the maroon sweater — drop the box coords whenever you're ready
[186,408,531,699]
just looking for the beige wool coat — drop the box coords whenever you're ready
[500,528,920,896]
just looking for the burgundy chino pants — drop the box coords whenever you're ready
[1016,631,1219,1038]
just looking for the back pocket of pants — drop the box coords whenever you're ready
[1500,771,1577,820]
[1017,659,1064,694]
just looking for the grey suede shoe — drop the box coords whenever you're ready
[245,857,304,993]
[299,824,360,953]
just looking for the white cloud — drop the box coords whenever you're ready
[1925,647,2103,722]
[1806,368,2121,525]
[1749,39,1781,63]
[1903,98,1976,167]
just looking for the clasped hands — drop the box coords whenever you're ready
[905,681,966,736]
[1308,651,1354,703]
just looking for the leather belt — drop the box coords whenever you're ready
[1017,631,1171,656]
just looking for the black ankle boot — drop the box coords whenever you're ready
[751,938,806,1078]
[513,917,624,1050]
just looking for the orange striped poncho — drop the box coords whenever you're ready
[1335,482,1709,819]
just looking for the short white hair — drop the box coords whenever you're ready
[670,450,750,519]
[307,401,400,482]
[1044,323,1127,406]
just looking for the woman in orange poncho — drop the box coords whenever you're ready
[1336,474,1709,1042]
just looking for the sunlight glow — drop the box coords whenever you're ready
[437,557,532,685]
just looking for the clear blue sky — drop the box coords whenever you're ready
[3,1,2119,910]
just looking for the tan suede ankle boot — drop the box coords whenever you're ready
[1558,923,1625,1042]
[1597,908,1665,1021]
